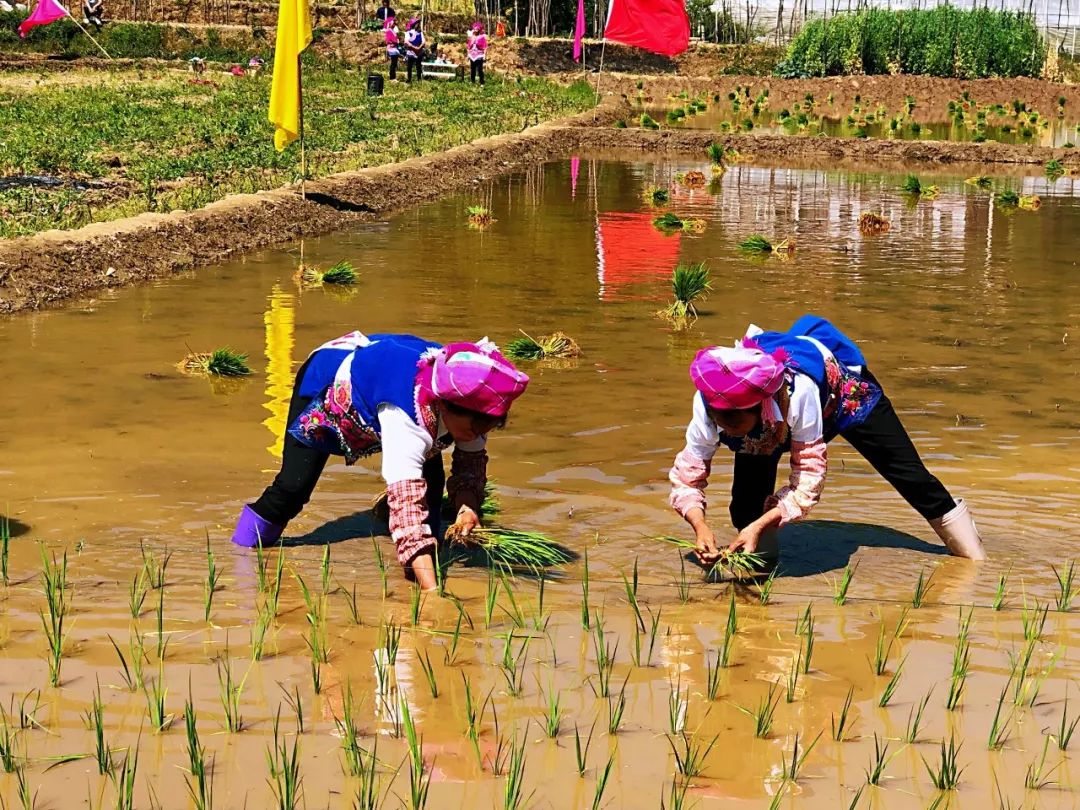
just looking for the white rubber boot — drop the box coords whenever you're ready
[928,499,987,560]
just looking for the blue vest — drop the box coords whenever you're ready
[750,314,866,405]
[298,333,441,435]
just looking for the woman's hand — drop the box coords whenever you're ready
[693,524,721,566]
[449,506,480,542]
[727,523,763,554]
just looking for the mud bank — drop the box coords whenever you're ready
[3,88,1078,315]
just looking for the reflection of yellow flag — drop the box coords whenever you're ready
[268,0,312,151]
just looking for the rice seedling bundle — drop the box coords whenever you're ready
[644,186,670,206]
[178,348,252,377]
[901,174,939,198]
[1019,194,1042,210]
[994,189,1021,208]
[656,262,712,327]
[640,113,660,130]
[654,535,765,579]
[446,525,572,570]
[505,331,582,361]
[466,205,495,228]
[296,260,359,287]
[857,212,890,234]
[964,175,993,190]
[677,170,707,189]
[738,234,794,255]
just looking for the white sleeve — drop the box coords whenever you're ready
[378,404,434,485]
[788,375,824,444]
[685,392,720,460]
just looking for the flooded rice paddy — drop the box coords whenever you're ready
[1,156,1079,808]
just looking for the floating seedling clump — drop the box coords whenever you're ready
[505,331,582,361]
[653,212,706,233]
[179,348,252,377]
[644,186,670,207]
[738,234,794,255]
[995,190,1041,211]
[640,113,660,130]
[858,212,891,235]
[655,262,712,329]
[466,205,496,229]
[295,260,359,287]
[901,174,939,199]
[965,175,994,190]
[676,170,707,190]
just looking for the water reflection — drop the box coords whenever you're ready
[262,284,295,459]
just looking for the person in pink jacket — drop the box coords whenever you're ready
[466,21,488,85]
[668,315,986,575]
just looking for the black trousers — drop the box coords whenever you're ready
[251,360,445,532]
[470,58,484,84]
[729,371,955,530]
[406,56,422,82]
[388,54,398,79]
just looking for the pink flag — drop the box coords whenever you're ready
[572,0,586,62]
[18,0,70,37]
[604,0,690,57]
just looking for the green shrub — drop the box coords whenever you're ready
[779,8,1044,78]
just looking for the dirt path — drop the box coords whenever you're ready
[2,75,1078,315]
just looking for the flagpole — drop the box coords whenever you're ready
[66,12,112,58]
[592,37,607,119]
[298,53,306,200]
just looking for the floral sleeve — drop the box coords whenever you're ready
[387,478,436,565]
[771,439,828,524]
[669,448,712,517]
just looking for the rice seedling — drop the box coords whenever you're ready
[676,553,691,604]
[591,616,618,698]
[987,680,1013,750]
[878,655,907,708]
[279,683,304,735]
[705,650,723,701]
[795,602,813,636]
[443,609,465,667]
[1021,600,1049,642]
[371,535,390,599]
[143,658,172,732]
[725,588,738,638]
[530,576,550,633]
[591,750,617,810]
[781,731,821,782]
[383,620,401,665]
[640,113,660,130]
[910,567,935,608]
[924,732,965,790]
[830,563,857,606]
[250,595,274,663]
[994,189,1021,208]
[129,570,148,619]
[416,649,440,699]
[337,681,365,777]
[785,651,803,703]
[39,545,69,687]
[945,610,973,710]
[707,142,725,166]
[155,585,168,662]
[644,186,670,206]
[738,234,794,255]
[1052,561,1078,611]
[501,630,530,697]
[965,175,994,189]
[216,643,246,732]
[992,572,1009,611]
[668,731,719,777]
[448,526,571,570]
[738,681,781,739]
[502,730,529,810]
[858,212,891,234]
[183,693,213,810]
[1053,694,1078,750]
[800,613,816,675]
[677,170,707,189]
[296,260,359,286]
[409,584,424,627]
[756,568,777,604]
[1021,646,1061,708]
[0,514,9,586]
[574,721,597,775]
[1023,737,1060,790]
[864,734,895,786]
[201,537,220,623]
[901,174,939,199]
[179,349,252,377]
[1010,638,1038,706]
[0,707,22,773]
[466,205,496,229]
[401,698,432,809]
[499,573,527,629]
[111,744,139,810]
[84,678,112,775]
[631,607,662,667]
[606,677,630,734]
[668,677,688,735]
[653,212,705,233]
[267,710,303,810]
[869,610,907,675]
[661,777,691,810]
[832,685,856,742]
[504,331,582,361]
[711,549,767,581]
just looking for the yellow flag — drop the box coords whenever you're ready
[268,0,312,151]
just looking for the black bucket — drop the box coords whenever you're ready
[366,73,384,97]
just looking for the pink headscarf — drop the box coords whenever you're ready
[471,21,484,33]
[407,16,420,28]
[689,344,787,413]
[418,339,529,418]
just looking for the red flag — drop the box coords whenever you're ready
[604,0,690,57]
[573,0,586,62]
[18,0,70,37]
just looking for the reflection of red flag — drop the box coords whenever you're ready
[18,0,70,37]
[570,156,580,198]
[596,212,681,300]
[573,0,586,61]
[604,0,690,57]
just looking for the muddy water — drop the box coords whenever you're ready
[1,157,1079,808]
